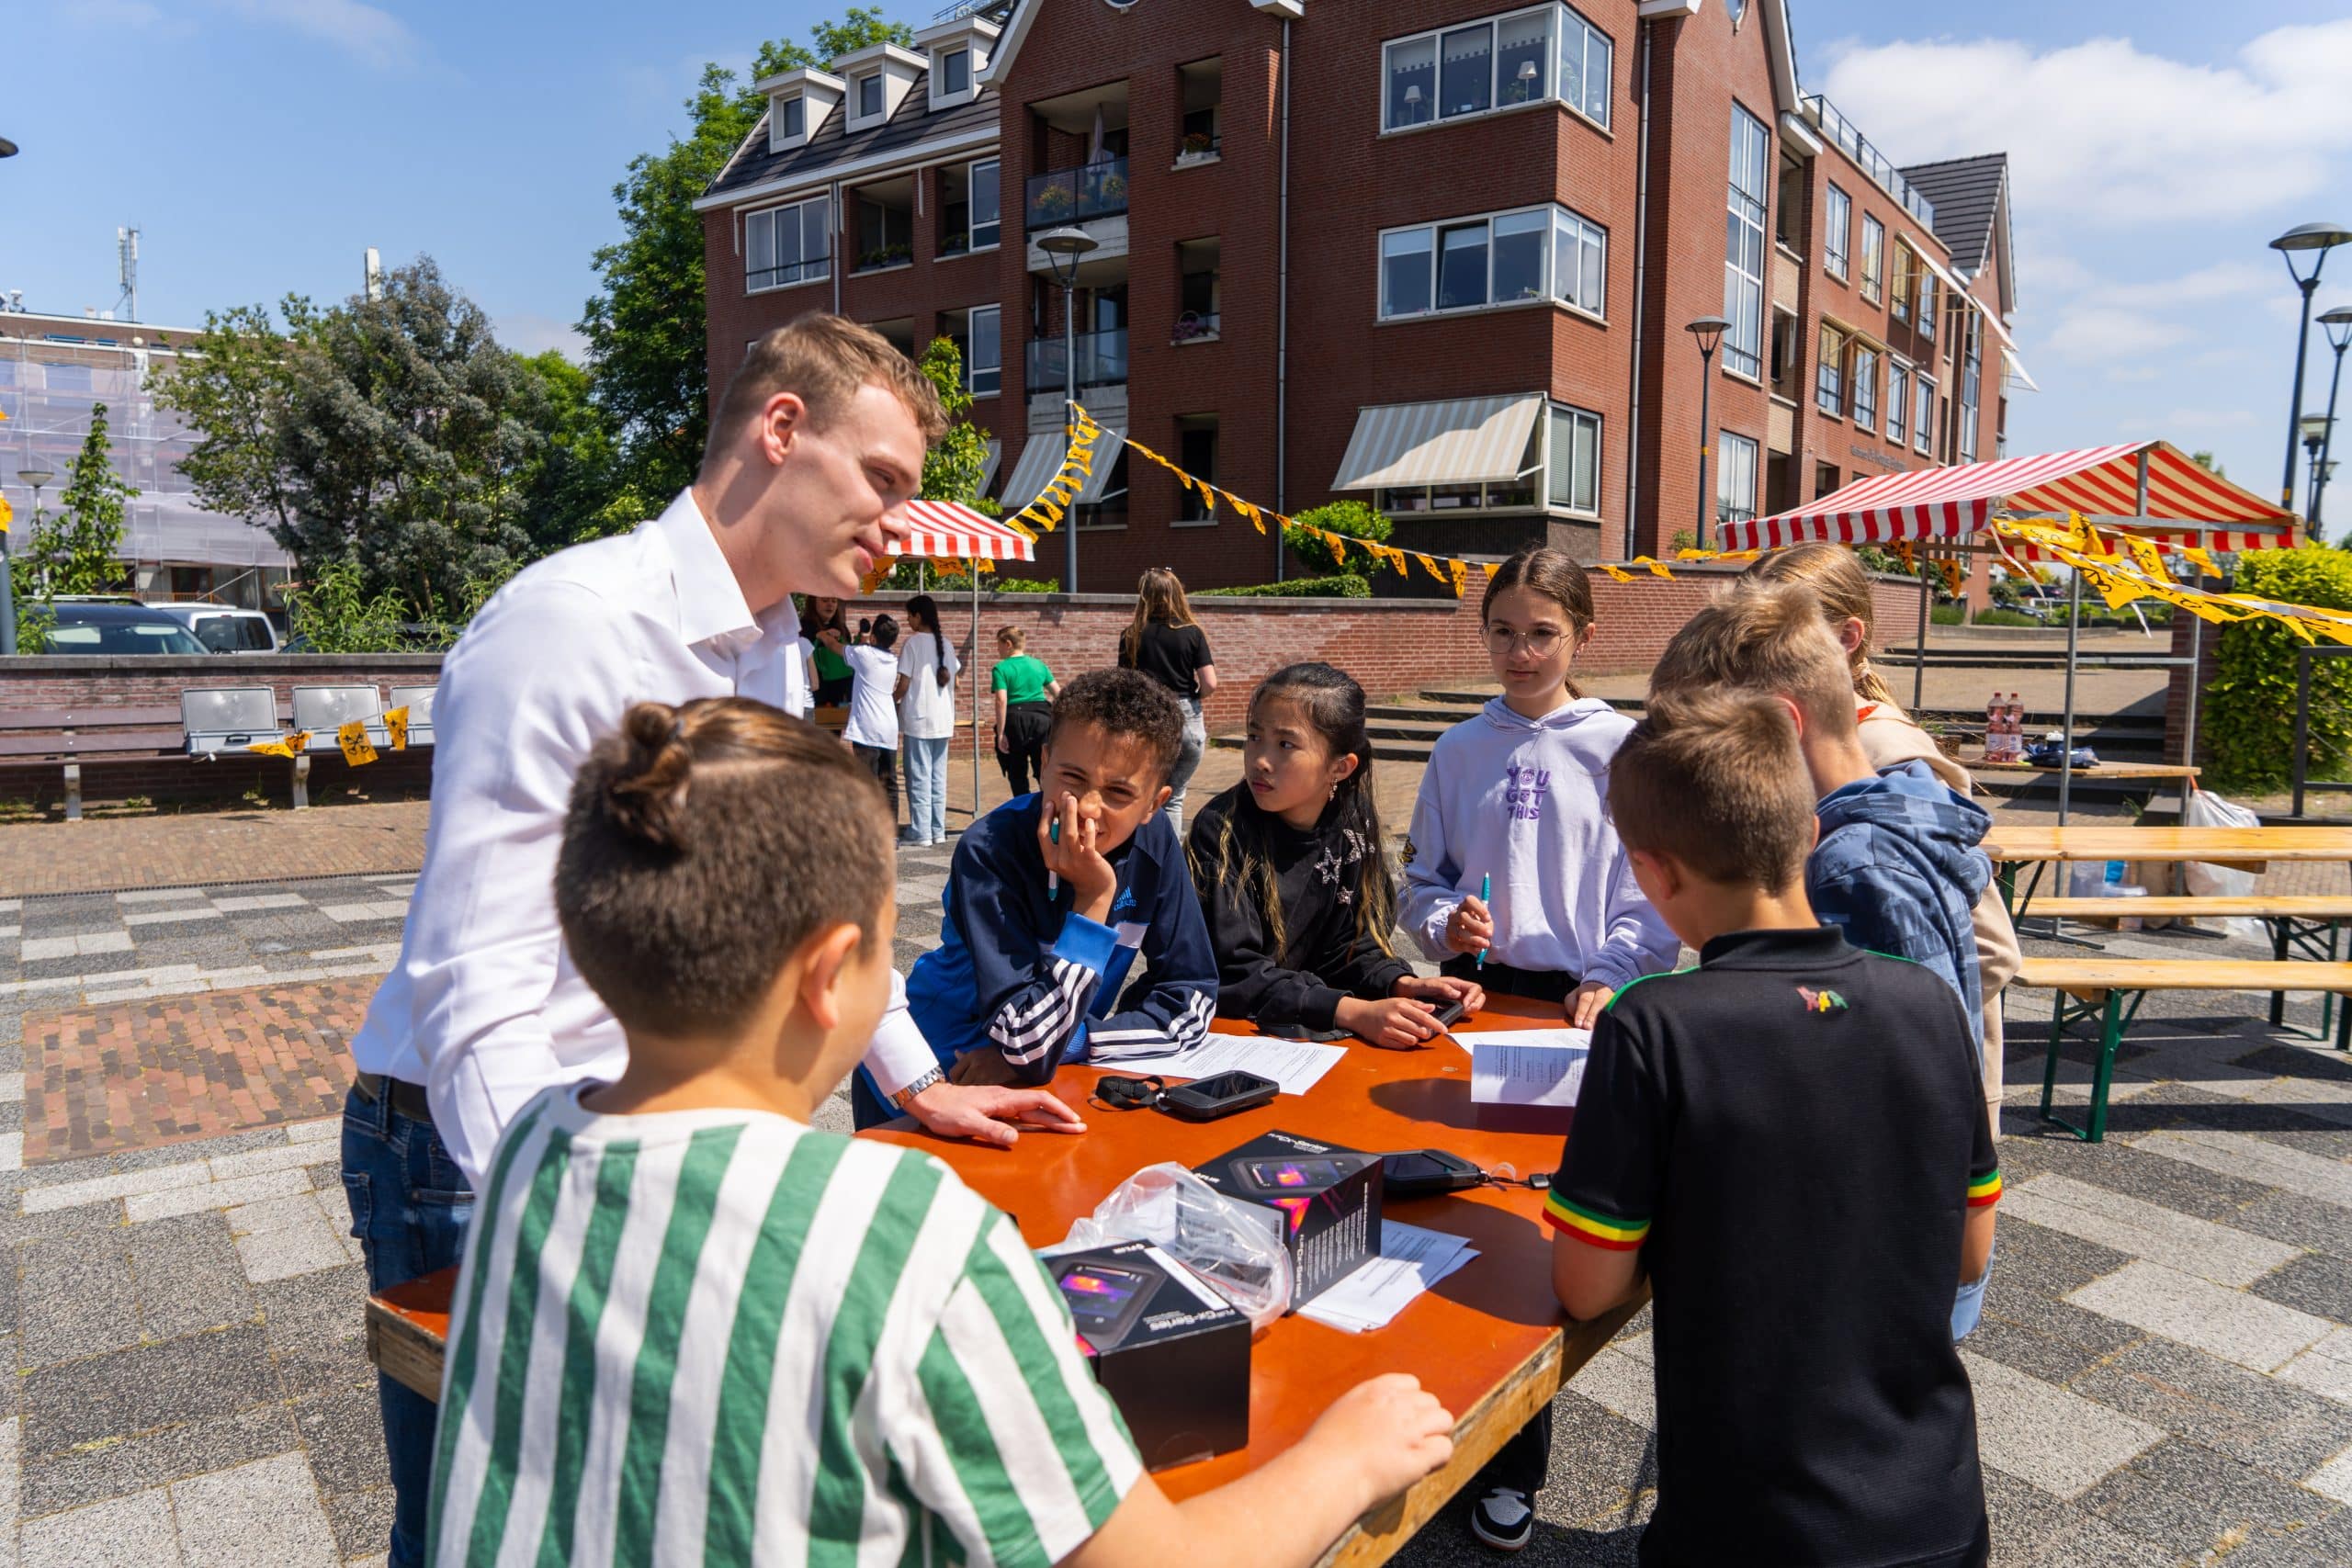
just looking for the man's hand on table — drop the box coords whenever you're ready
[1565,979,1613,1029]
[906,1078,1086,1148]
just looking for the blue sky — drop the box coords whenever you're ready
[6,0,2351,506]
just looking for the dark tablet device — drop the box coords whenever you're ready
[1380,1148,1487,1199]
[1158,1070,1278,1122]
[1058,1262,1159,1340]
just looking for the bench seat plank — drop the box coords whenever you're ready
[2016,958,2352,994]
[2016,897,2352,919]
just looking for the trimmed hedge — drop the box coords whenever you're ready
[2207,547,2352,791]
[1196,574,1374,599]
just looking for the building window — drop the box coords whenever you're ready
[1717,432,1759,530]
[780,96,805,139]
[1888,361,1910,442]
[745,195,831,292]
[939,48,970,96]
[1890,243,1914,323]
[1815,324,1846,416]
[853,179,914,272]
[1959,312,1982,463]
[1177,417,1219,522]
[1379,204,1606,320]
[1851,344,1879,428]
[1824,183,1850,279]
[1769,310,1798,398]
[1180,58,1223,159]
[1919,266,1937,340]
[1915,373,1936,453]
[1382,6,1610,132]
[1177,238,1221,340]
[1815,460,1840,498]
[1775,152,1804,251]
[1860,214,1885,305]
[858,72,883,118]
[1724,104,1769,379]
[962,305,1001,396]
[942,159,1000,255]
[1549,404,1601,515]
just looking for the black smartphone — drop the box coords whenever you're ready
[1157,1070,1278,1122]
[1058,1263,1158,1340]
[1238,1156,1352,1193]
[1430,998,1469,1031]
[1380,1148,1487,1198]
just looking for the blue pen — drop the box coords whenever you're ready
[1476,873,1490,969]
[1047,818,1060,898]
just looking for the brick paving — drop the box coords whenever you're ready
[0,801,431,898]
[0,766,2346,1562]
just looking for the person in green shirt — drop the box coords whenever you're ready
[990,624,1061,796]
[806,593,854,706]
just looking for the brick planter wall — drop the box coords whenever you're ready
[0,654,442,811]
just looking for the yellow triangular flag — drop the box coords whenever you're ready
[385,706,410,751]
[1449,558,1471,597]
[2122,536,2172,585]
[0,496,11,533]
[337,720,378,766]
[1600,562,1635,583]
[1418,552,1447,585]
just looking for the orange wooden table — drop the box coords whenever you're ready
[366,998,1642,1566]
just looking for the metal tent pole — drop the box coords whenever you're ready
[971,567,983,826]
[1913,557,1930,713]
[2058,565,2083,825]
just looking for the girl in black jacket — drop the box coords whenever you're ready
[1187,662,1483,1046]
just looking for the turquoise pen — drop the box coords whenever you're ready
[1047,818,1060,898]
[1476,873,1490,969]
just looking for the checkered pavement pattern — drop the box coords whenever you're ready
[0,836,2344,1564]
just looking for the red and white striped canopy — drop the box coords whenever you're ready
[1721,441,2298,556]
[889,499,1036,562]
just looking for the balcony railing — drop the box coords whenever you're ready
[1803,95,1936,230]
[1025,156,1128,230]
[1026,328,1128,392]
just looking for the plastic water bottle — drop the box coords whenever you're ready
[1986,691,2004,761]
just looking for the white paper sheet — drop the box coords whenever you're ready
[1453,1029,1592,1108]
[1298,1222,1480,1333]
[1095,1032,1348,1097]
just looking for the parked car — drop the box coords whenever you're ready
[141,603,282,653]
[40,603,209,655]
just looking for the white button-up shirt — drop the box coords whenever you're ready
[350,490,937,1186]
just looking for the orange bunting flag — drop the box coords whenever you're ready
[2122,536,2172,586]
[1448,558,1472,597]
[1599,562,1636,583]
[1939,558,1963,599]
[2178,546,2219,580]
[1482,562,1500,581]
[1418,552,1448,585]
[337,720,378,767]
[1629,556,1673,579]
[385,706,410,751]
[246,732,311,761]
[1235,498,1265,534]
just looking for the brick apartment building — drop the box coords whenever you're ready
[697,0,2023,591]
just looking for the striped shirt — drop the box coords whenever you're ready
[427,1085,1143,1567]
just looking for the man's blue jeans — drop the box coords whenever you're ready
[342,1084,473,1568]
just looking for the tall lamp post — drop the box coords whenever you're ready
[1685,315,1730,549]
[2268,221,2352,513]
[1036,224,1099,595]
[2311,305,2352,536]
[7,465,52,658]
[2303,415,2331,524]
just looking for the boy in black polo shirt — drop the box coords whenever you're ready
[1549,689,1997,1568]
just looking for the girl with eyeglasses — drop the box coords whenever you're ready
[1397,545,1678,1551]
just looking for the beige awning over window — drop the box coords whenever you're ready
[980,438,1002,493]
[996,426,1126,510]
[1330,394,1544,491]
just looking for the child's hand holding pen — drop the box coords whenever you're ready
[1036,794,1117,924]
[1444,886,1495,960]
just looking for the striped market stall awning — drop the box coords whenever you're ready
[890,499,1037,562]
[1720,440,2299,557]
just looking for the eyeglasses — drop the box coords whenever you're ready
[1484,626,1566,658]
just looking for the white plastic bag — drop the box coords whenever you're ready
[1054,1162,1294,1333]
[2182,788,2266,942]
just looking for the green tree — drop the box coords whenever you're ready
[18,401,136,597]
[918,335,991,507]
[578,10,910,518]
[512,349,628,550]
[2191,450,2226,479]
[1284,500,1393,579]
[150,300,318,543]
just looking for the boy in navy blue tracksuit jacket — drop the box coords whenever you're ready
[892,671,1217,1104]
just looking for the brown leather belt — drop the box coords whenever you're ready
[353,1070,435,1124]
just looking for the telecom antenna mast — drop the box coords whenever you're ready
[116,226,140,321]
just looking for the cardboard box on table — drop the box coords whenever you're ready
[1193,1130,1384,1310]
[1044,1240,1250,1471]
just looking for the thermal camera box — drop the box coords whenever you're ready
[1193,1130,1385,1309]
[1044,1240,1250,1471]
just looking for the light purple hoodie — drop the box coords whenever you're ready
[1400,695,1679,990]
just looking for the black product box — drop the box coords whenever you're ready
[1193,1129,1385,1309]
[1046,1241,1251,1472]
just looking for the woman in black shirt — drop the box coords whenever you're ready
[1115,568,1218,830]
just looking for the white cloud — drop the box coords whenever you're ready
[1818,21,2352,228]
[68,0,189,31]
[2160,408,2257,429]
[2041,261,2272,363]
[497,314,588,363]
[219,0,419,69]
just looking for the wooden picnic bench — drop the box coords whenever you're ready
[0,705,192,818]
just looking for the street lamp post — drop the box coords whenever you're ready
[7,464,52,658]
[2312,305,2352,535]
[1685,316,1730,550]
[2269,222,2352,513]
[2303,415,2330,523]
[1036,224,1099,596]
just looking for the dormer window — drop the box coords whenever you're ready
[758,66,841,152]
[940,48,970,96]
[780,96,805,140]
[858,73,884,119]
[912,15,995,110]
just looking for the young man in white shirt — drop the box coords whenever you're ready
[342,314,1083,1568]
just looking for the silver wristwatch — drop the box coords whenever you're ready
[888,1066,945,1112]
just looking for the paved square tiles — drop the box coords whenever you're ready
[2068,1261,2335,1372]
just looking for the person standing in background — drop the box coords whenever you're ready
[843,614,905,827]
[1116,567,1218,831]
[990,625,1060,796]
[897,592,961,846]
[806,593,854,707]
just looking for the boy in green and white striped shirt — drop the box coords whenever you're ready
[429,697,1456,1568]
